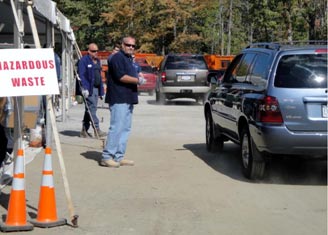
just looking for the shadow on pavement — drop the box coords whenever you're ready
[0,192,10,211]
[60,130,80,137]
[80,151,102,163]
[183,142,246,182]
[147,99,202,106]
[183,142,327,186]
[0,191,38,222]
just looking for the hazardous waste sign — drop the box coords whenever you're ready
[0,48,59,97]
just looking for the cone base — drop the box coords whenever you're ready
[0,222,33,232]
[30,218,66,228]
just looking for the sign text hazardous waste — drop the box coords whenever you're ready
[0,48,59,97]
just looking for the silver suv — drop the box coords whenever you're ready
[204,42,327,179]
[156,54,210,103]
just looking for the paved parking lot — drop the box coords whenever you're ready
[0,94,326,235]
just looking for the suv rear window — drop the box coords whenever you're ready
[165,55,207,70]
[274,54,327,88]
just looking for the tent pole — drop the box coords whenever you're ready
[26,0,78,227]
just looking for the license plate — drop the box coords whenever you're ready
[180,75,191,81]
[180,89,192,93]
[322,104,328,118]
[177,75,195,82]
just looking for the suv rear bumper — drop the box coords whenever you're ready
[160,86,210,94]
[250,124,328,157]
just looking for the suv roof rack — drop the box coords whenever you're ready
[246,43,280,50]
[281,40,327,45]
[247,41,327,50]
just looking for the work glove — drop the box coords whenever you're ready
[82,89,89,98]
[138,76,146,85]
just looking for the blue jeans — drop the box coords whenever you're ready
[102,103,134,162]
[83,88,99,130]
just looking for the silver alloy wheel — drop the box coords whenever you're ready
[241,133,250,169]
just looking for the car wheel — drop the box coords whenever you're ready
[206,112,223,152]
[240,127,265,180]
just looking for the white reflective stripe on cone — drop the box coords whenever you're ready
[41,174,54,188]
[11,177,25,190]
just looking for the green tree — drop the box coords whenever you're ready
[56,0,113,50]
[55,0,327,54]
[102,0,213,54]
[298,0,327,40]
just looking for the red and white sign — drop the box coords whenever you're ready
[0,48,59,97]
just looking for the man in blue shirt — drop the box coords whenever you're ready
[101,36,145,168]
[78,43,106,138]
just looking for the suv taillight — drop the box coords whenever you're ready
[315,49,328,53]
[258,96,283,123]
[161,72,166,82]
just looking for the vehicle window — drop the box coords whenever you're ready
[235,53,256,83]
[165,55,207,70]
[248,53,270,87]
[221,60,231,68]
[274,54,328,88]
[222,54,242,83]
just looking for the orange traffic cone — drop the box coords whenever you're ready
[30,147,66,228]
[0,149,33,232]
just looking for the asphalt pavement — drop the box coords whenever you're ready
[0,94,326,235]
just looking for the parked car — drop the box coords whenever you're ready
[204,42,328,179]
[156,54,210,103]
[138,63,157,95]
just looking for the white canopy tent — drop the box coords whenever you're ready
[0,0,83,157]
[0,0,80,123]
[0,1,79,225]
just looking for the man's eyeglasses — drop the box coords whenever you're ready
[89,50,98,53]
[124,43,136,48]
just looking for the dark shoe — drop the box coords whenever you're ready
[80,127,93,138]
[100,159,120,168]
[120,159,134,166]
[94,129,107,138]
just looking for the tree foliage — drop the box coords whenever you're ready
[55,0,327,55]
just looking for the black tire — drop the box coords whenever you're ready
[206,112,223,152]
[155,90,160,102]
[240,127,265,180]
[156,91,166,104]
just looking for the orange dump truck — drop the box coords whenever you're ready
[204,54,235,70]
[80,51,232,81]
[81,51,163,83]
